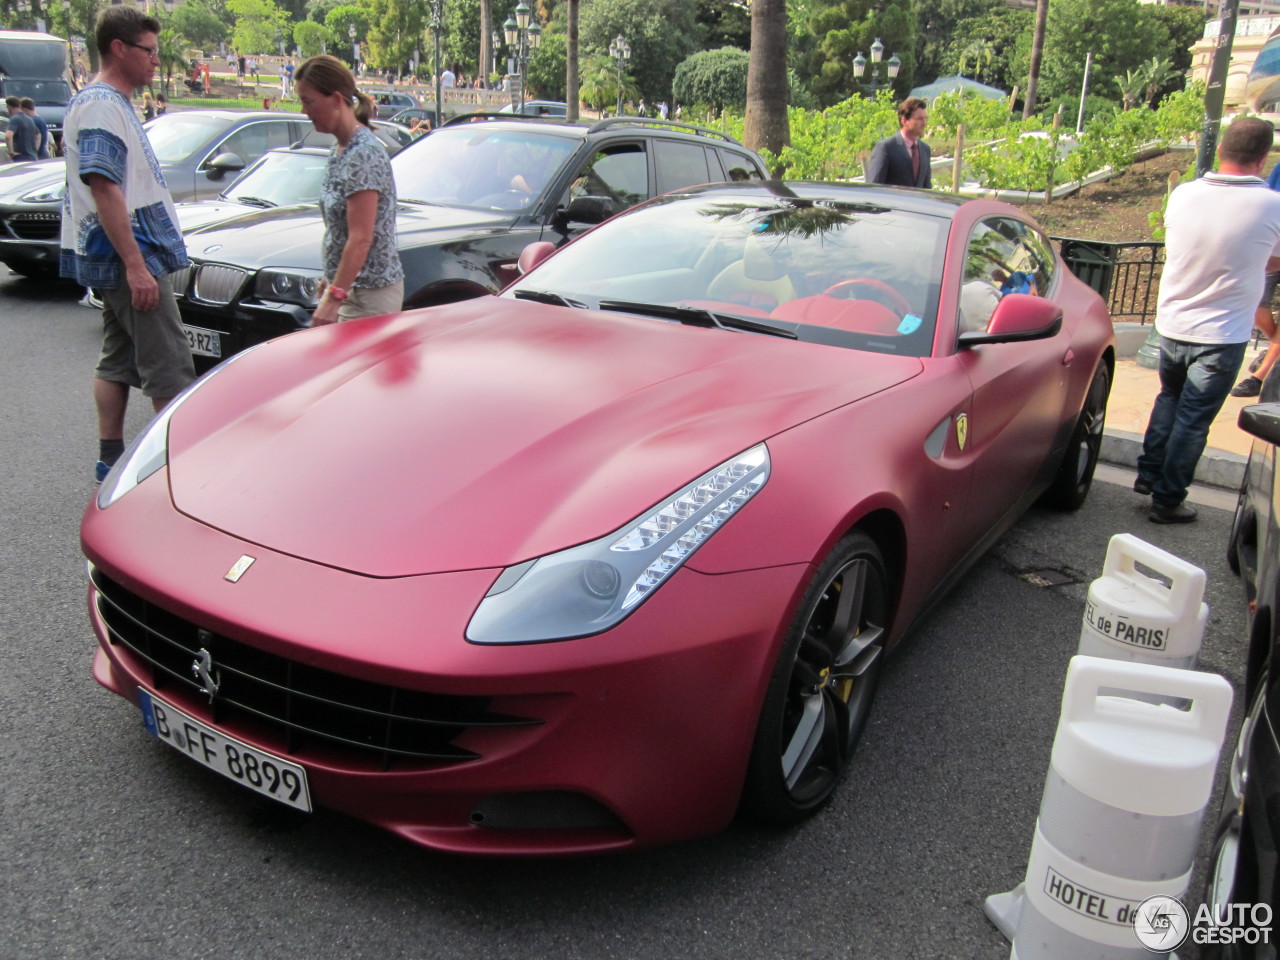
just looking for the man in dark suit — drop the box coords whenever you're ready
[867,97,931,189]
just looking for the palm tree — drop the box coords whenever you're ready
[1140,57,1180,108]
[743,0,788,162]
[565,0,579,121]
[1024,0,1048,118]
[1114,69,1145,111]
[958,40,994,82]
[156,26,189,98]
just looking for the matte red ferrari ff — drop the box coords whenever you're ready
[84,182,1115,854]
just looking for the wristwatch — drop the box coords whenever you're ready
[327,284,349,302]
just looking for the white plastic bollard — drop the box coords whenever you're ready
[1078,534,1208,670]
[985,656,1233,959]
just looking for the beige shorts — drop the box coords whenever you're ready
[96,273,197,399]
[337,280,405,322]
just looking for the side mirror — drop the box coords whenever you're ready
[1238,401,1280,446]
[554,194,614,232]
[958,293,1062,347]
[204,152,246,178]
[518,240,557,275]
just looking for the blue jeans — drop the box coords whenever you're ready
[1137,337,1247,507]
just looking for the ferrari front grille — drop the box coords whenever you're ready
[90,567,539,769]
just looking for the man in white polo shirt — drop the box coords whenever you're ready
[1136,117,1280,522]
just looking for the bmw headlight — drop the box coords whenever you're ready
[466,444,770,644]
[20,180,65,203]
[254,268,323,308]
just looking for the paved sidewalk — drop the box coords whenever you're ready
[1099,325,1266,490]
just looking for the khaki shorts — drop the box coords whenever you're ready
[95,273,197,399]
[337,280,405,322]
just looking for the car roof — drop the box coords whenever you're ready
[437,113,754,150]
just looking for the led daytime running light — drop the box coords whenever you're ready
[611,446,768,609]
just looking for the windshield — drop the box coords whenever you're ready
[144,114,228,164]
[391,126,578,212]
[220,150,328,206]
[509,189,950,357]
[0,78,70,104]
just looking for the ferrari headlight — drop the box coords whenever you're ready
[466,444,770,644]
[20,180,65,203]
[96,344,264,508]
[254,268,323,308]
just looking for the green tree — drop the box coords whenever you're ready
[580,0,699,102]
[325,4,373,63]
[169,1,229,54]
[941,7,1032,94]
[1143,3,1206,82]
[525,29,567,99]
[697,0,751,50]
[1039,0,1170,106]
[914,0,1002,87]
[227,0,290,56]
[367,0,423,73]
[800,0,916,107]
[674,47,749,113]
[293,20,332,59]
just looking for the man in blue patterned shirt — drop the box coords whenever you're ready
[59,6,194,482]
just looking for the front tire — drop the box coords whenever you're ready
[1043,363,1110,511]
[741,532,890,825]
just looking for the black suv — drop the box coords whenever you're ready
[172,116,767,367]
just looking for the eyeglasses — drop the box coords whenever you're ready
[122,40,160,60]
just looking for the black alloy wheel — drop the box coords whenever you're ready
[742,531,889,824]
[1044,363,1111,510]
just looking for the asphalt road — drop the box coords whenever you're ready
[0,271,1249,960]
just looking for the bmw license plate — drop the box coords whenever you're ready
[182,324,222,358]
[137,688,312,812]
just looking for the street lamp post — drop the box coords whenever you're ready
[503,2,541,114]
[491,30,501,84]
[608,33,630,117]
[348,23,358,75]
[852,38,901,95]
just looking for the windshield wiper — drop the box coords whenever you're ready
[232,195,276,208]
[513,289,576,307]
[596,300,797,339]
[399,198,441,207]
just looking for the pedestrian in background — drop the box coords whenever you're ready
[140,90,155,121]
[155,92,167,115]
[1135,117,1280,523]
[294,55,404,325]
[20,98,50,158]
[59,5,194,482]
[4,96,38,162]
[867,97,932,189]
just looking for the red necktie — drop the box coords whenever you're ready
[909,141,919,182]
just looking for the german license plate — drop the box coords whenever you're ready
[182,324,222,358]
[138,688,312,812]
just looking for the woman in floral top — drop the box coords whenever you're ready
[294,55,404,324]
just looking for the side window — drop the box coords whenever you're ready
[213,121,296,167]
[1021,227,1057,293]
[653,140,712,194]
[959,217,1039,334]
[718,148,765,182]
[564,144,649,210]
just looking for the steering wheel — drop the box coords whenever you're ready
[822,278,911,317]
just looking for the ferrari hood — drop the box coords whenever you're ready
[167,297,921,577]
